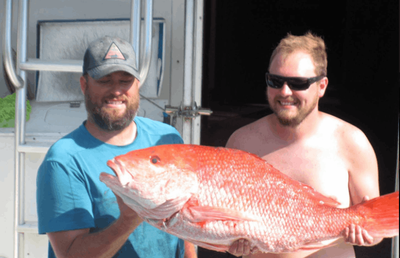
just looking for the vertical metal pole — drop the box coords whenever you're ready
[392,115,399,258]
[6,0,19,255]
[182,0,194,144]
[139,0,153,85]
[130,0,141,71]
[14,0,28,257]
[3,0,23,89]
[131,0,153,86]
[192,0,203,145]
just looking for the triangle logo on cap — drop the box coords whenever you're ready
[104,43,125,60]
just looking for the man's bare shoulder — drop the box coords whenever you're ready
[320,112,377,180]
[320,112,370,149]
[226,115,271,151]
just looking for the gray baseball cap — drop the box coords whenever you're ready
[83,36,140,81]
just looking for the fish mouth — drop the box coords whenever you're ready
[107,158,132,187]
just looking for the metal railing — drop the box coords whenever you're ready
[3,1,153,257]
[392,115,399,258]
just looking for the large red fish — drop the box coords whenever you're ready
[99,144,399,253]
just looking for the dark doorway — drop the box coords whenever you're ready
[200,1,399,257]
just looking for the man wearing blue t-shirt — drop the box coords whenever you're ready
[36,36,197,258]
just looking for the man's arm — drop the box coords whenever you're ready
[184,241,198,258]
[343,127,382,246]
[48,194,143,258]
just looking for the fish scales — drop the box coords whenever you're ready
[193,147,336,248]
[100,144,399,253]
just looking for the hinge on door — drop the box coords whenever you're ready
[164,101,212,126]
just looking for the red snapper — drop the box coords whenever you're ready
[99,144,399,253]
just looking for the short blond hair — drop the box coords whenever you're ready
[269,31,327,76]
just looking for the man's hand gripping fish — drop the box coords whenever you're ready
[99,144,399,254]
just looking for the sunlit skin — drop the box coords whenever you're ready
[226,51,381,258]
[266,51,325,129]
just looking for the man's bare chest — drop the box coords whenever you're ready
[259,143,351,208]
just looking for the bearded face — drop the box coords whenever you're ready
[267,89,319,127]
[266,51,325,128]
[83,73,140,131]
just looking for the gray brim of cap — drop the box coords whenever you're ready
[87,64,141,81]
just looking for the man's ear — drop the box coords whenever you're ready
[80,75,87,94]
[318,77,328,98]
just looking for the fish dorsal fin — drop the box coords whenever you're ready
[181,198,259,224]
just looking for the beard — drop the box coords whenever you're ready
[268,94,319,127]
[85,90,139,132]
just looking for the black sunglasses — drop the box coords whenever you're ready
[265,72,325,91]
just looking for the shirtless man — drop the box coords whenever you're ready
[225,32,382,257]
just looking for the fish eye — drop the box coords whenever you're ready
[150,155,160,164]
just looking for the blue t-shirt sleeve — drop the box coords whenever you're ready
[135,117,184,145]
[155,131,184,145]
[37,158,94,234]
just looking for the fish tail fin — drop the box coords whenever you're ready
[355,191,399,237]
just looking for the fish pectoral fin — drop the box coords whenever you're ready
[182,204,259,223]
[187,239,229,252]
[296,239,339,251]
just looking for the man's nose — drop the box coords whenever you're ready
[279,82,293,96]
[109,82,126,95]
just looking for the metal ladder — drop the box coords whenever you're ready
[3,0,154,257]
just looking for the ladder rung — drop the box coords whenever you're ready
[18,142,51,153]
[20,58,82,72]
[17,222,38,234]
